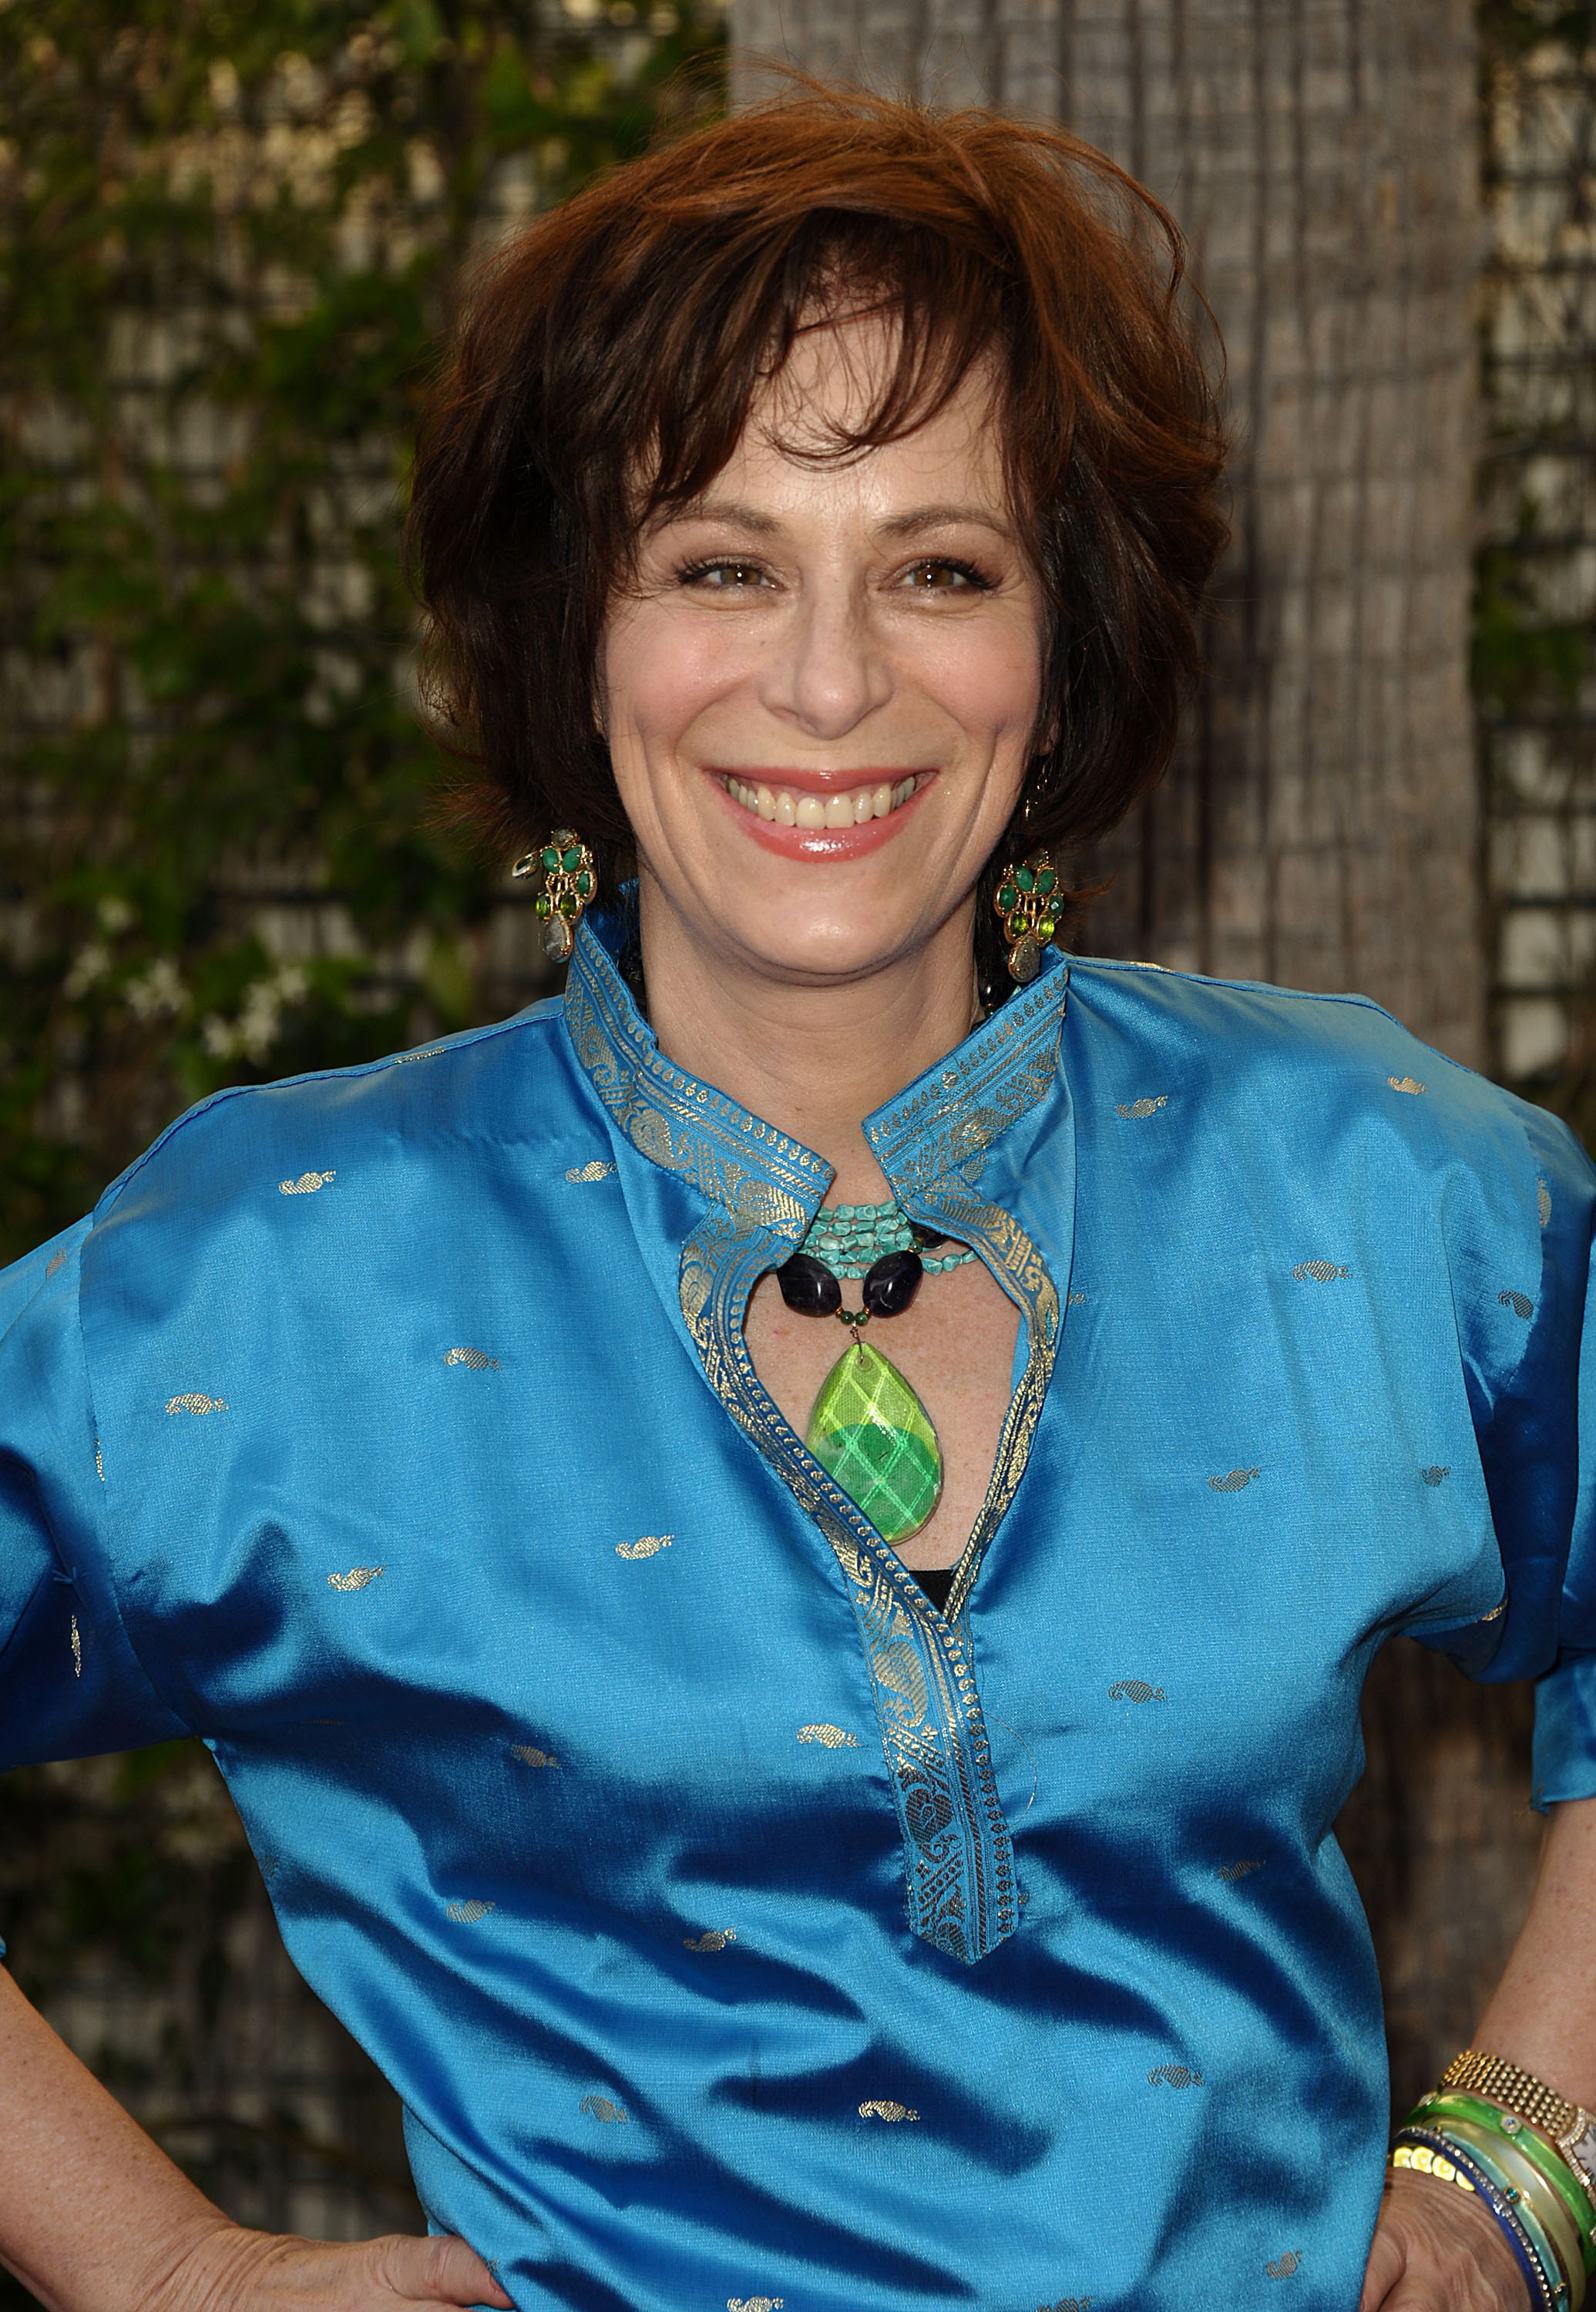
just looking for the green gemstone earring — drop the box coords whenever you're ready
[992,850,1060,984]
[512,828,597,963]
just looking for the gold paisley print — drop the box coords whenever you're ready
[166,1393,226,1416]
[328,1566,385,1592]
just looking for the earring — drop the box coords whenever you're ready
[993,851,1060,985]
[512,828,597,963]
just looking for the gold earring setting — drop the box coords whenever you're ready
[993,852,1060,985]
[512,828,597,963]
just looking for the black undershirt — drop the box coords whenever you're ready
[909,1565,956,1612]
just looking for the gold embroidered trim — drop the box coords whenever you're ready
[565,929,824,1225]
[69,1614,82,1678]
[94,1439,103,1483]
[328,1566,385,1591]
[166,1393,227,1416]
[567,924,1068,1966]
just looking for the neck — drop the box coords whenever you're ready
[635,882,984,1204]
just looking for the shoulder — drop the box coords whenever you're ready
[1065,953,1588,1188]
[86,997,573,1243]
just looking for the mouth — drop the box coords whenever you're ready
[723,774,922,830]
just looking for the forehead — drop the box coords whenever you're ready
[705,313,1011,521]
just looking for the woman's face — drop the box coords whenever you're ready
[599,319,1047,991]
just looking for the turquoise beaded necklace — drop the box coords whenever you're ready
[798,1200,976,1279]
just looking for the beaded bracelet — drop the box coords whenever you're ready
[1442,2053,1596,2210]
[1392,2129,1563,2311]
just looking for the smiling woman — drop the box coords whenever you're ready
[2,79,1595,2312]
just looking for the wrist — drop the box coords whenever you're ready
[132,2214,268,2312]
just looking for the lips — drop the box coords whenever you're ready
[724,775,919,830]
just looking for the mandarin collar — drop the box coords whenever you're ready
[562,906,1069,1229]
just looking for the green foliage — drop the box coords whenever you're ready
[0,0,724,1262]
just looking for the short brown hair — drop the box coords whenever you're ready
[407,85,1227,957]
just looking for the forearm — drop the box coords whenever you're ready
[0,1962,237,2312]
[1473,1793,1596,2108]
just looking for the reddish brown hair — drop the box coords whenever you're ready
[407,85,1227,966]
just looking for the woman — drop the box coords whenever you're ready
[0,87,1591,2312]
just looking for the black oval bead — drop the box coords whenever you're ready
[908,1222,948,1252]
[776,1252,842,1316]
[862,1248,924,1318]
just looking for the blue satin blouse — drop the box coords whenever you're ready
[4,907,1596,2312]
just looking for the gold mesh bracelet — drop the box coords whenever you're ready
[1440,2052,1581,2143]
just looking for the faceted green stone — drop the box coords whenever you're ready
[562,845,582,871]
[535,893,552,919]
[1006,909,1027,938]
[996,881,1017,912]
[1015,865,1035,892]
[541,845,560,871]
[576,869,594,896]
[807,1340,942,1544]
[558,891,578,916]
[1038,916,1056,939]
[1037,865,1057,895]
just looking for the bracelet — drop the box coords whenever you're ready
[1443,2053,1596,2204]
[1422,2094,1596,2272]
[1393,2128,1563,2310]
[1432,2114,1587,2307]
[1443,2053,1582,2142]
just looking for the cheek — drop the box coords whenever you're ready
[919,619,1044,750]
[603,609,742,757]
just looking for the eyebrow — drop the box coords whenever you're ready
[654,497,1015,543]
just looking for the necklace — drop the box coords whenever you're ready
[777,1200,970,1546]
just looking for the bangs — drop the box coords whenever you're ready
[635,214,1020,530]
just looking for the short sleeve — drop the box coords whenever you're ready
[1533,1170,1596,1800]
[0,1222,187,1769]
[1423,1084,1596,1808]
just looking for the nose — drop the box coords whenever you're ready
[758,580,892,740]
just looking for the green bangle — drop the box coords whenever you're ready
[1421,2094,1596,2271]
[1433,2117,1584,2307]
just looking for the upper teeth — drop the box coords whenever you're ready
[725,777,918,829]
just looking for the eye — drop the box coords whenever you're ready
[899,558,993,593]
[677,560,774,591]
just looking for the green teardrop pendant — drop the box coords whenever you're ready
[806,1339,943,1545]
